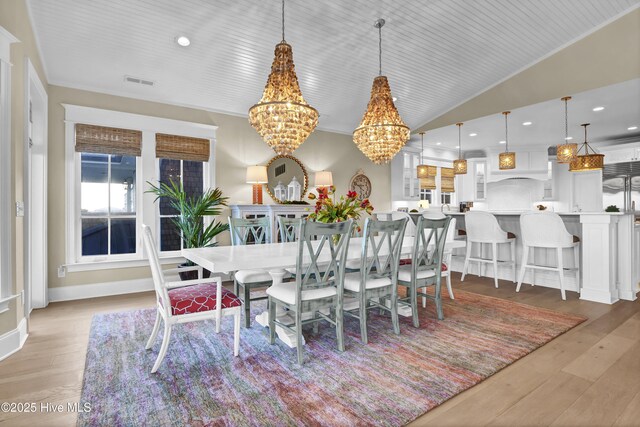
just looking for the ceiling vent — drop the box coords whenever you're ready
[124,75,155,87]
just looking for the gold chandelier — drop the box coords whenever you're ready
[569,123,604,172]
[248,0,318,155]
[353,18,409,164]
[499,111,516,170]
[557,96,577,164]
[453,122,467,174]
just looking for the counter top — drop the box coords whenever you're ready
[444,211,626,216]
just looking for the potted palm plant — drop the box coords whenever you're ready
[147,180,228,280]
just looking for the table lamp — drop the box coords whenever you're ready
[246,165,268,204]
[314,170,333,188]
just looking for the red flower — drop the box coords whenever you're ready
[347,190,357,199]
[360,199,370,208]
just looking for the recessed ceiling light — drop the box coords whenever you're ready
[592,106,604,112]
[629,126,638,131]
[455,145,460,149]
[565,136,573,140]
[176,36,191,47]
[522,121,532,126]
[436,142,441,145]
[469,133,477,137]
[499,140,506,144]
[392,96,398,102]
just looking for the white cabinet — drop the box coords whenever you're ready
[474,161,487,201]
[391,148,421,201]
[601,145,640,163]
[455,159,486,202]
[230,204,309,243]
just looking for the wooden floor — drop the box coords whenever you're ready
[0,274,638,426]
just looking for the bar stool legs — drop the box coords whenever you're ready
[461,240,516,288]
[516,245,579,301]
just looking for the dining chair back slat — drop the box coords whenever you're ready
[277,216,302,243]
[228,216,271,246]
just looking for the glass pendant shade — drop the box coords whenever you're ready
[249,42,318,155]
[557,96,577,164]
[354,76,410,164]
[453,159,468,174]
[499,111,516,170]
[454,122,467,175]
[569,123,604,172]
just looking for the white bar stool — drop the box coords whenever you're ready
[461,211,516,288]
[517,211,580,300]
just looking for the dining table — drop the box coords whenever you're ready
[182,236,466,348]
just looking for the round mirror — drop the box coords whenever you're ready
[266,155,308,204]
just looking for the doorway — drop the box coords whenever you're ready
[24,59,48,311]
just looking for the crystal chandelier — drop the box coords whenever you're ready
[453,122,467,174]
[248,0,318,155]
[499,111,516,170]
[353,18,409,164]
[569,123,604,172]
[557,96,577,164]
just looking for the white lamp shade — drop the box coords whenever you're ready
[314,171,333,187]
[246,165,268,184]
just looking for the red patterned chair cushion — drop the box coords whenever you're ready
[398,259,447,271]
[168,284,242,316]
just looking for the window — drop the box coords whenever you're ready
[441,192,452,205]
[80,153,138,256]
[64,105,216,270]
[420,188,432,203]
[158,159,204,252]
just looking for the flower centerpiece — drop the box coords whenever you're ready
[307,185,374,233]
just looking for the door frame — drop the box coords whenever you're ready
[23,58,48,311]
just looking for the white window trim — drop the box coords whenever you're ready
[63,104,217,272]
[0,26,19,310]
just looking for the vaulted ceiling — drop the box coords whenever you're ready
[28,0,640,134]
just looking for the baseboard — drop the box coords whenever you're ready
[49,278,155,302]
[0,317,28,362]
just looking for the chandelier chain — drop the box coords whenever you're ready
[378,24,382,76]
[504,113,509,152]
[564,98,569,140]
[458,124,462,158]
[281,0,285,41]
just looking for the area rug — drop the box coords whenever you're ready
[78,290,585,426]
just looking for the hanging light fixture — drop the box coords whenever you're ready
[569,123,604,172]
[248,0,318,155]
[353,18,410,164]
[453,122,467,174]
[416,132,436,190]
[499,111,516,170]
[557,96,577,164]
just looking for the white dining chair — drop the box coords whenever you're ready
[142,224,241,373]
[517,212,580,300]
[461,211,517,288]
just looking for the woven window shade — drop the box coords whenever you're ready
[441,167,455,193]
[75,124,142,156]
[156,133,210,162]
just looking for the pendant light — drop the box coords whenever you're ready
[353,18,410,164]
[248,0,318,155]
[569,123,604,172]
[498,111,516,170]
[453,122,467,174]
[557,96,577,164]
[416,132,436,190]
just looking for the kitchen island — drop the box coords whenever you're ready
[445,210,638,304]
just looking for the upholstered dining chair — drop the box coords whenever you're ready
[267,219,353,364]
[228,216,274,327]
[141,224,241,373]
[343,217,408,344]
[397,216,451,326]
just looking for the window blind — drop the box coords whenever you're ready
[441,167,455,193]
[155,133,210,162]
[75,123,142,156]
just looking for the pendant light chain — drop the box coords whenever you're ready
[421,132,424,163]
[504,112,509,152]
[281,0,285,41]
[564,98,569,140]
[378,24,382,76]
[458,124,462,158]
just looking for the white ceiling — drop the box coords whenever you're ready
[28,0,639,134]
[415,78,640,153]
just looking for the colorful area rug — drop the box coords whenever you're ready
[78,290,585,426]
